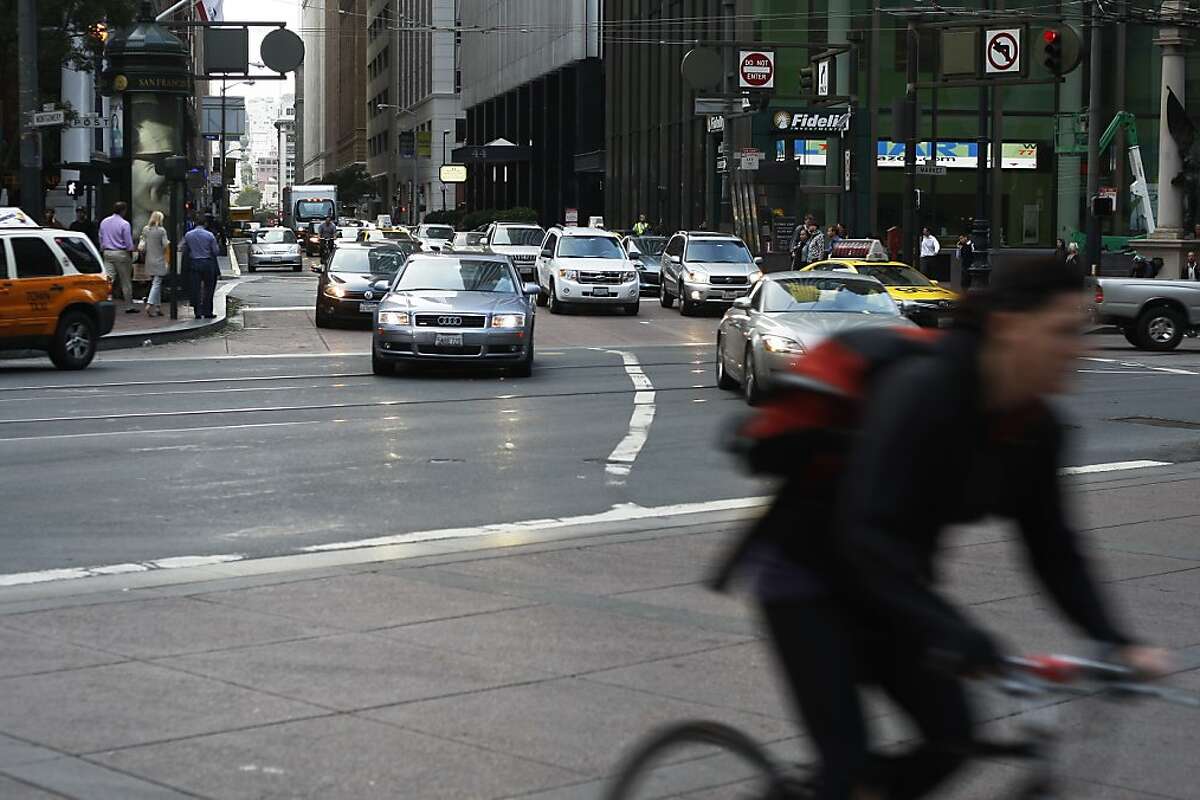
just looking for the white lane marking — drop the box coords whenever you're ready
[0,554,243,588]
[1080,356,1199,376]
[0,420,312,444]
[1061,460,1172,475]
[602,349,656,482]
[1151,366,1199,375]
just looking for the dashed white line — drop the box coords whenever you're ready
[602,349,656,482]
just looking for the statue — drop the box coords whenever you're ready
[1166,88,1200,233]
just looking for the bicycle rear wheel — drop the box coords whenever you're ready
[604,720,795,800]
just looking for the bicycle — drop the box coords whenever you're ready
[603,654,1198,800]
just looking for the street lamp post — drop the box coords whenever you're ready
[219,78,254,234]
[441,128,451,214]
[378,103,414,225]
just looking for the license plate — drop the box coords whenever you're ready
[359,302,379,312]
[725,291,741,300]
[435,333,464,346]
[592,287,610,297]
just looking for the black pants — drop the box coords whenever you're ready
[189,258,219,318]
[762,600,972,800]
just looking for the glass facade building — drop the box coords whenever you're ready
[606,0,1200,253]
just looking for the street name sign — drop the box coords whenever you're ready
[916,164,948,176]
[32,110,66,128]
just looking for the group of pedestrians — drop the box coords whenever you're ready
[94,202,222,321]
[789,215,846,269]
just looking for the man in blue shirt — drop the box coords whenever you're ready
[182,216,222,319]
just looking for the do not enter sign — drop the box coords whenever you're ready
[738,50,775,89]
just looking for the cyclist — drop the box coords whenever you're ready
[317,216,338,264]
[729,256,1169,800]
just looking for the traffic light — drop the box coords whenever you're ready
[1041,26,1082,76]
[799,65,816,93]
[1091,194,1116,217]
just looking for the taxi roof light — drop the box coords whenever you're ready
[0,208,41,229]
[830,238,890,262]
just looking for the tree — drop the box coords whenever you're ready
[320,164,376,206]
[236,187,263,208]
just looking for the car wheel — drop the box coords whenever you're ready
[248,264,257,273]
[548,282,568,314]
[679,293,695,316]
[49,310,97,370]
[1135,306,1185,351]
[314,306,332,328]
[372,351,392,376]
[510,334,534,377]
[659,278,674,308]
[625,300,640,316]
[715,335,737,390]
[536,286,549,307]
[743,347,763,405]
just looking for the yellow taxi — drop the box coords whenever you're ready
[0,208,114,369]
[802,239,959,327]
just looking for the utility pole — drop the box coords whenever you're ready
[1085,0,1103,273]
[970,0,992,286]
[17,0,41,219]
[720,0,735,231]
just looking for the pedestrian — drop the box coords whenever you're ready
[804,221,827,264]
[69,208,98,247]
[43,209,64,229]
[181,215,222,320]
[790,227,810,270]
[632,213,651,236]
[956,233,975,289]
[1186,251,1199,281]
[824,225,839,257]
[698,219,709,231]
[919,226,940,273]
[139,210,170,317]
[1065,242,1080,271]
[99,201,138,311]
[1054,238,1067,262]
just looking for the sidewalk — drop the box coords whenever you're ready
[1,467,1199,799]
[99,256,238,350]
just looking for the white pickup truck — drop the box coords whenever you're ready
[1091,277,1200,350]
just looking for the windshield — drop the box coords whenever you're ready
[854,265,934,287]
[762,278,899,315]
[259,229,296,244]
[394,258,518,293]
[492,226,544,246]
[329,247,412,274]
[421,226,455,240]
[629,236,666,256]
[558,236,624,259]
[685,239,752,264]
[296,200,335,220]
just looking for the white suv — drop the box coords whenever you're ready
[484,221,546,282]
[535,227,640,315]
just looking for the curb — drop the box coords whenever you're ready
[99,279,240,350]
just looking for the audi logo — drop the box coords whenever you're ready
[437,316,462,326]
[363,291,374,300]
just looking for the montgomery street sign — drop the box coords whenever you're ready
[31,110,66,128]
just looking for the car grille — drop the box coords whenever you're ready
[709,275,749,286]
[510,254,536,263]
[578,271,624,285]
[414,314,487,328]
[417,344,483,356]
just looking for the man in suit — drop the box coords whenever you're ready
[1185,251,1198,281]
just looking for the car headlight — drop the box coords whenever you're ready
[761,334,806,354]
[685,269,708,284]
[251,246,265,255]
[558,268,578,281]
[491,313,526,329]
[748,270,763,283]
[621,271,637,282]
[324,284,347,298]
[377,311,410,325]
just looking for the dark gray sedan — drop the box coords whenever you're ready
[716,272,916,403]
[622,235,667,295]
[372,253,539,377]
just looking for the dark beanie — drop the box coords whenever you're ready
[982,254,1084,312]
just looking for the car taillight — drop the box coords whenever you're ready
[1094,284,1103,305]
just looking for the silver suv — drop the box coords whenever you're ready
[659,231,763,316]
[483,221,545,282]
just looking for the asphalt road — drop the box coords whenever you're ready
[4,265,1200,575]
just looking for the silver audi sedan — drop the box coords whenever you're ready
[372,253,539,377]
[716,271,916,404]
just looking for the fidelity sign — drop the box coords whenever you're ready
[772,110,851,134]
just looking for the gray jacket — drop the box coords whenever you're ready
[140,225,170,277]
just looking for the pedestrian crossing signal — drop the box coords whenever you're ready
[65,180,80,197]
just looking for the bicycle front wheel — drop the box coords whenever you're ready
[604,720,790,800]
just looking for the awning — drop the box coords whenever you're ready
[451,138,531,164]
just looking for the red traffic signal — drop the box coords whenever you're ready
[1041,25,1081,76]
[1042,28,1059,44]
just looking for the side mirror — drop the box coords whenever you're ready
[540,249,553,258]
[667,254,681,263]
[523,282,541,296]
[732,297,752,310]
[629,253,642,262]
[753,256,763,265]
[930,279,940,285]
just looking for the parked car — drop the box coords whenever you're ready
[622,235,667,295]
[449,231,488,252]
[659,231,763,315]
[716,272,914,403]
[247,227,303,272]
[315,242,416,328]
[0,210,114,369]
[372,253,538,377]
[535,226,640,315]
[483,221,545,282]
[1091,276,1200,350]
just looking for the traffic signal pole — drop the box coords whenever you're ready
[1085,0,1103,273]
[17,0,41,220]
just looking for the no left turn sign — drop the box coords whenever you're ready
[985,28,1021,74]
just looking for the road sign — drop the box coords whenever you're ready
[738,50,775,89]
[65,112,111,129]
[439,164,467,183]
[916,164,948,176]
[694,97,749,116]
[817,59,831,97]
[31,110,65,128]
[985,28,1021,75]
[565,208,578,227]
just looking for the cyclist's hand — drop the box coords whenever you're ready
[1117,645,1172,679]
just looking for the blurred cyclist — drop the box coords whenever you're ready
[722,256,1169,800]
[318,216,337,264]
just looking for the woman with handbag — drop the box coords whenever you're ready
[140,211,171,317]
